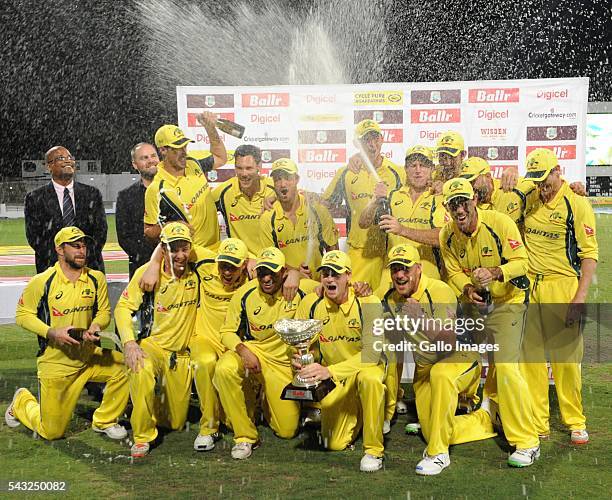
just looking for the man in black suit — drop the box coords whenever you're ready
[116,142,159,278]
[25,146,107,273]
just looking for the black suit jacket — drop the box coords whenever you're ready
[24,182,108,273]
[116,179,156,278]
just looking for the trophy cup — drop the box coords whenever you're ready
[275,319,336,402]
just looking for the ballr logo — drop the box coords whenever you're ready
[305,94,336,104]
[536,89,568,100]
[242,93,290,107]
[298,148,347,163]
[468,88,519,103]
[411,109,461,123]
[525,145,576,160]
[381,128,403,143]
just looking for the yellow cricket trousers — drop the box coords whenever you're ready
[189,332,225,436]
[482,304,539,449]
[213,345,300,444]
[320,364,386,458]
[129,338,192,444]
[13,347,129,440]
[413,352,495,455]
[521,274,585,433]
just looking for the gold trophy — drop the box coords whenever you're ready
[274,319,335,402]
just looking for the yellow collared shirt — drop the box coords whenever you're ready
[479,178,529,225]
[439,208,529,303]
[259,193,338,275]
[322,157,404,249]
[213,176,276,256]
[144,159,220,248]
[523,181,598,277]
[16,263,111,376]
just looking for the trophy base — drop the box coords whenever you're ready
[281,379,336,402]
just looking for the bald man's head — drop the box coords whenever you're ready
[46,146,75,184]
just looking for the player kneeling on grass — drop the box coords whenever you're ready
[293,251,387,473]
[213,247,319,459]
[377,244,496,475]
[6,227,129,441]
[115,223,199,458]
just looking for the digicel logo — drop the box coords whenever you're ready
[536,89,568,100]
[525,145,576,160]
[468,88,519,103]
[187,112,234,127]
[381,128,403,143]
[411,109,460,123]
[242,93,290,107]
[298,148,346,163]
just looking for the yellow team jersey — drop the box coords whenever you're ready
[523,181,598,278]
[323,157,404,249]
[212,176,276,256]
[190,246,250,352]
[15,263,111,377]
[387,187,446,279]
[115,263,200,352]
[144,159,220,248]
[219,279,319,360]
[439,208,530,304]
[295,289,383,381]
[376,274,458,364]
[479,178,530,225]
[259,193,338,276]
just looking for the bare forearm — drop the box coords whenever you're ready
[359,201,379,229]
[575,258,597,301]
[398,227,441,247]
[204,124,227,168]
[144,223,161,242]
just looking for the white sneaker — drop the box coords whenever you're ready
[415,452,450,476]
[194,434,215,451]
[405,422,421,434]
[5,388,27,428]
[360,453,383,472]
[231,441,257,460]
[382,420,391,435]
[395,400,408,415]
[571,429,589,445]
[303,407,322,425]
[508,446,540,467]
[92,423,128,440]
[131,442,150,458]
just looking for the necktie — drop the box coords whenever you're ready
[62,187,76,227]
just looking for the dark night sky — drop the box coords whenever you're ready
[1,0,610,177]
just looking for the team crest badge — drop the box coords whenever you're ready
[207,170,218,182]
[205,95,215,107]
[546,127,558,140]
[373,111,384,123]
[430,91,441,103]
[487,147,499,160]
[316,130,328,144]
[261,150,272,162]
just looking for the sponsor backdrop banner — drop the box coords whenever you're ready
[177,78,589,193]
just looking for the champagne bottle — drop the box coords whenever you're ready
[216,118,245,139]
[374,197,390,225]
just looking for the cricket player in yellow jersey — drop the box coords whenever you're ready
[460,157,530,225]
[322,120,404,289]
[294,250,386,472]
[439,178,541,467]
[7,227,129,441]
[376,244,495,475]
[115,223,200,458]
[361,145,446,280]
[520,148,598,445]
[143,123,222,248]
[213,145,276,255]
[213,247,319,459]
[435,131,466,184]
[260,158,338,298]
[189,238,250,451]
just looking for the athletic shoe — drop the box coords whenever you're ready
[571,429,589,445]
[405,422,421,434]
[194,434,216,451]
[92,423,128,440]
[303,407,321,425]
[395,400,408,415]
[5,388,27,428]
[231,441,258,460]
[538,434,550,441]
[131,442,150,458]
[415,452,450,476]
[508,446,540,467]
[383,420,391,435]
[360,454,383,472]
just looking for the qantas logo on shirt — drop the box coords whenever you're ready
[52,307,64,317]
[18,295,24,306]
[231,213,260,221]
[249,322,274,332]
[507,239,522,250]
[278,235,309,247]
[584,224,595,237]
[121,289,129,299]
[53,305,93,316]
[350,192,373,200]
[156,303,169,313]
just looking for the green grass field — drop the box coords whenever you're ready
[0,214,610,498]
